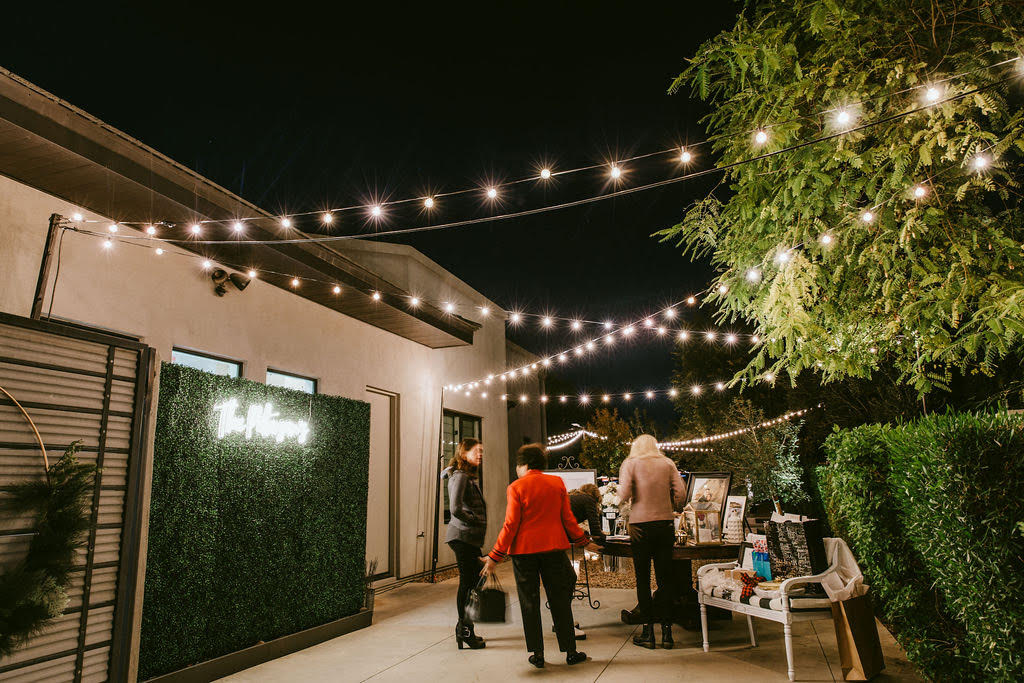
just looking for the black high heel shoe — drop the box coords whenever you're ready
[455,620,486,650]
[566,651,588,665]
[661,623,674,650]
[528,652,545,668]
[632,623,656,649]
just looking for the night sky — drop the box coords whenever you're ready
[4,2,740,430]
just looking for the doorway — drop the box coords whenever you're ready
[365,388,399,581]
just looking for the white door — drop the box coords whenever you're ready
[365,389,397,579]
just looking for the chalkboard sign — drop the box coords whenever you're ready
[764,518,828,578]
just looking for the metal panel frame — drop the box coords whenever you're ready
[0,312,155,682]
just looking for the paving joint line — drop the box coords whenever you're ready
[593,623,639,681]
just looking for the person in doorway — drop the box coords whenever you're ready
[618,434,686,650]
[482,444,589,669]
[442,437,487,650]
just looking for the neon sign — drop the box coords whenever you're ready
[213,398,310,444]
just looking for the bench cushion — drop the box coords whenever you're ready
[703,584,831,611]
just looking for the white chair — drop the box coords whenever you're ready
[697,542,840,682]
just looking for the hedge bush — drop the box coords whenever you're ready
[138,363,370,679]
[819,425,976,679]
[821,411,1024,681]
[887,412,1024,680]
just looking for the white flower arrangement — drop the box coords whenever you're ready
[599,482,621,509]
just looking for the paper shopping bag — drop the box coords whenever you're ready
[831,594,884,680]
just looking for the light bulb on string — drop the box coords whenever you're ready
[763,372,775,382]
[924,86,941,103]
[424,197,435,209]
[281,217,292,228]
[103,238,113,249]
[559,396,568,403]
[486,187,498,199]
[746,268,761,282]
[657,326,666,335]
[585,341,596,351]
[371,205,383,218]
[202,260,212,270]
[973,155,989,170]
[108,224,119,233]
[322,212,334,225]
[820,233,834,245]
[248,270,257,278]
[410,297,421,307]
[643,318,654,328]
[604,334,615,345]
[665,308,677,319]
[645,391,654,399]
[669,388,679,397]
[717,284,728,295]
[480,306,490,317]
[623,326,635,336]
[686,296,696,305]
[291,278,299,288]
[558,353,568,362]
[691,385,702,395]
[715,382,725,391]
[725,334,737,344]
[574,347,584,356]
[602,395,610,403]
[776,250,792,265]
[835,109,852,127]
[155,247,164,255]
[571,320,582,331]
[72,212,83,221]
[861,211,875,223]
[191,224,202,235]
[580,395,590,404]
[542,317,553,328]
[146,225,156,235]
[754,129,768,145]
[232,222,244,233]
[442,301,453,312]
[372,291,382,301]
[610,165,622,179]
[678,330,690,341]
[679,148,692,163]
[540,168,552,180]
[510,312,522,324]
[705,331,717,341]
[751,335,760,343]
[333,285,342,294]
[603,321,613,330]
[913,185,927,199]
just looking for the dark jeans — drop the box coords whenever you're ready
[629,520,676,624]
[511,550,577,654]
[449,540,481,623]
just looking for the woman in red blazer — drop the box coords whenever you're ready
[482,444,589,668]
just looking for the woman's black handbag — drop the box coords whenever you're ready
[466,573,509,623]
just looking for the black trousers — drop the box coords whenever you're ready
[628,520,676,624]
[511,550,577,654]
[448,540,481,624]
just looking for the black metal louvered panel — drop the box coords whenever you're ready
[0,313,154,683]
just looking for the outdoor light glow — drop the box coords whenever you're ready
[501,394,507,401]
[835,110,851,125]
[764,372,776,382]
[691,385,702,395]
[861,211,875,223]
[540,168,552,179]
[678,330,690,341]
[322,212,333,224]
[155,248,164,255]
[281,217,292,228]
[624,394,632,401]
[542,316,553,327]
[481,392,488,398]
[213,398,310,444]
[541,395,549,403]
[718,284,728,295]
[72,213,83,221]
[411,297,422,307]
[108,224,119,233]
[643,318,654,327]
[913,185,927,198]
[558,354,568,362]
[973,155,989,170]
[103,239,113,249]
[754,130,768,145]
[602,395,610,403]
[705,331,716,341]
[146,225,156,235]
[424,197,435,208]
[372,291,382,301]
[669,388,679,397]
[657,326,666,335]
[680,148,692,163]
[233,222,244,233]
[443,301,453,312]
[605,334,615,344]
[542,358,551,367]
[924,86,940,103]
[202,260,212,270]
[480,306,490,316]
[645,391,654,399]
[291,278,299,287]
[746,268,761,282]
[715,382,725,391]
[777,250,791,264]
[751,335,760,343]
[571,320,582,331]
[520,394,528,402]
[191,224,202,235]
[371,205,383,217]
[574,347,584,356]
[725,334,737,344]
[665,308,677,319]
[869,346,878,354]
[585,341,596,351]
[687,296,696,305]
[248,270,257,278]
[333,285,341,294]
[610,165,622,179]
[510,312,522,323]
[560,395,568,403]
[820,233,834,245]
[486,187,498,199]
[603,321,613,330]
[623,326,635,336]
[580,395,590,404]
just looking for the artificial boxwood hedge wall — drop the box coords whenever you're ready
[139,363,370,679]
[820,411,1024,681]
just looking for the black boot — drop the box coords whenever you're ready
[455,620,486,650]
[632,623,656,649]
[566,650,588,665]
[661,623,674,649]
[528,651,545,668]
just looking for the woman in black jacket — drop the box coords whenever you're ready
[443,438,487,650]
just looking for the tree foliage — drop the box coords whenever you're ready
[659,0,1024,394]
[579,408,632,477]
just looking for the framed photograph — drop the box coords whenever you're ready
[724,494,747,543]
[543,469,597,492]
[685,471,732,518]
[737,541,754,569]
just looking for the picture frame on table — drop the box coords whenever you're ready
[684,471,733,518]
[737,541,754,570]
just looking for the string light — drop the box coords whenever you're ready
[610,164,622,179]
[202,260,212,270]
[480,306,490,316]
[372,291,381,301]
[72,213,83,221]
[542,317,553,327]
[103,238,113,249]
[820,233,833,245]
[861,211,874,223]
[232,222,244,233]
[371,205,383,217]
[924,86,941,103]
[155,247,164,255]
[540,168,552,180]
[333,285,341,294]
[972,155,989,170]
[660,406,819,448]
[510,312,522,324]
[247,269,257,278]
[571,320,582,331]
[679,148,692,163]
[146,225,156,235]
[291,278,299,287]
[913,185,927,198]
[486,187,498,199]
[687,296,696,305]
[754,129,768,145]
[410,296,421,307]
[108,224,119,233]
[281,217,293,228]
[191,224,202,235]
[424,197,435,209]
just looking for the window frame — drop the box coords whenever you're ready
[170,347,243,378]
[441,409,483,525]
[266,368,319,394]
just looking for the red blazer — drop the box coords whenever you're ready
[488,469,588,562]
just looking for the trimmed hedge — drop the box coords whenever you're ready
[139,363,370,679]
[820,411,1024,681]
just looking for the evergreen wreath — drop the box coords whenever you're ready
[0,441,97,657]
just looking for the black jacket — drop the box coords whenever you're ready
[569,491,605,541]
[443,467,487,547]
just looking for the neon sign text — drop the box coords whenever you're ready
[213,398,310,444]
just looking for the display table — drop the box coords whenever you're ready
[599,538,741,628]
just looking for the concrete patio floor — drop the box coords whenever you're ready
[220,565,922,683]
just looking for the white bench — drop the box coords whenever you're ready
[697,543,840,682]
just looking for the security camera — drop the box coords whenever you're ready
[211,269,251,296]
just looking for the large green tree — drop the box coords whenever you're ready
[659,0,1024,394]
